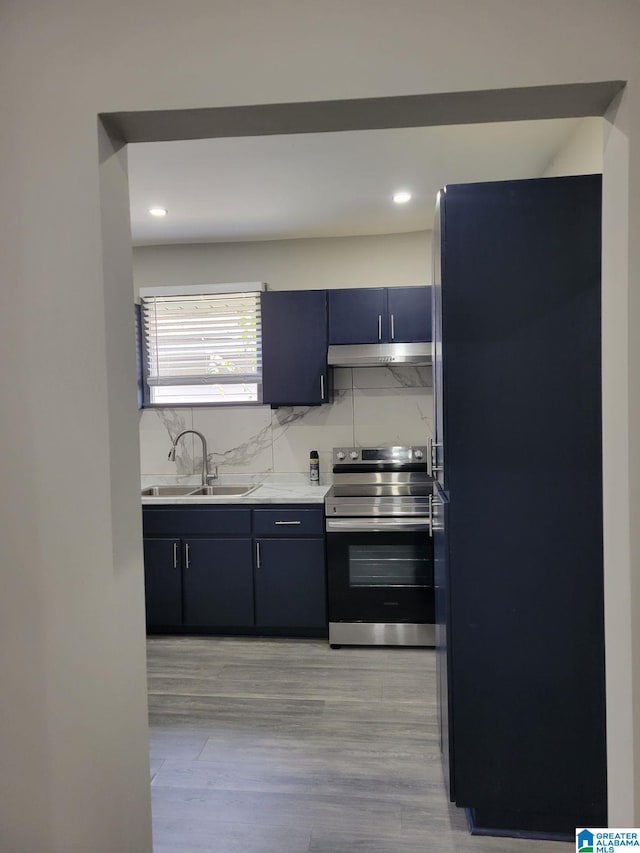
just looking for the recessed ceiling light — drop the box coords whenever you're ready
[148,207,168,217]
[392,191,412,205]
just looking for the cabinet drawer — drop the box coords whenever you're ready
[143,506,252,537]
[253,507,324,536]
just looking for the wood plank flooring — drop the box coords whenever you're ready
[147,637,570,853]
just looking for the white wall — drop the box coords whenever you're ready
[543,117,603,177]
[133,230,431,294]
[1,2,639,850]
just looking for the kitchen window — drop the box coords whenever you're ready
[139,283,264,406]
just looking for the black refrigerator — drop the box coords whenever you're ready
[432,175,606,838]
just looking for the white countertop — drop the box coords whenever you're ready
[141,473,331,505]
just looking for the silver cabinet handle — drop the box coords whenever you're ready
[378,314,382,341]
[173,541,178,569]
[256,541,261,568]
[275,520,301,525]
[320,374,325,400]
[390,313,395,340]
[428,494,433,538]
[184,543,190,569]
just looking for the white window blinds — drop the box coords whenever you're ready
[140,285,263,404]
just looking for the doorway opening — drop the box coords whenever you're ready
[98,79,626,848]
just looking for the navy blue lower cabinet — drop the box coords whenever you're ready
[182,538,254,627]
[143,538,183,629]
[141,504,327,636]
[254,538,327,628]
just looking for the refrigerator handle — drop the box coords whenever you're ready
[431,493,444,533]
[431,441,443,474]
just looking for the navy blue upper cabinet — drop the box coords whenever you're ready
[261,290,330,406]
[328,288,387,344]
[328,287,431,344]
[387,286,432,343]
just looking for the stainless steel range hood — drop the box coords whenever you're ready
[327,342,432,367]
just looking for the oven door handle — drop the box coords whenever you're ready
[325,517,431,533]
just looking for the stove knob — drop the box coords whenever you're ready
[414,449,424,460]
[349,450,359,460]
[336,451,346,460]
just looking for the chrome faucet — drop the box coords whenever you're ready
[168,430,217,485]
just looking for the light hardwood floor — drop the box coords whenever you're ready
[147,637,570,852]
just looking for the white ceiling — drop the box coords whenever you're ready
[128,118,586,246]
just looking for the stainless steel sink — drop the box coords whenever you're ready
[188,485,259,497]
[141,485,202,497]
[141,484,258,498]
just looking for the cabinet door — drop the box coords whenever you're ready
[328,288,387,344]
[255,538,327,628]
[387,286,432,343]
[261,290,329,405]
[442,177,606,830]
[182,538,254,627]
[143,538,182,628]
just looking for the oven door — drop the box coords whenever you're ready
[326,517,434,624]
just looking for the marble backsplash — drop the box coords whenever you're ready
[139,366,433,478]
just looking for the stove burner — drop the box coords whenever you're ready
[326,446,432,519]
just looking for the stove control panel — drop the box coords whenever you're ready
[332,446,428,466]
